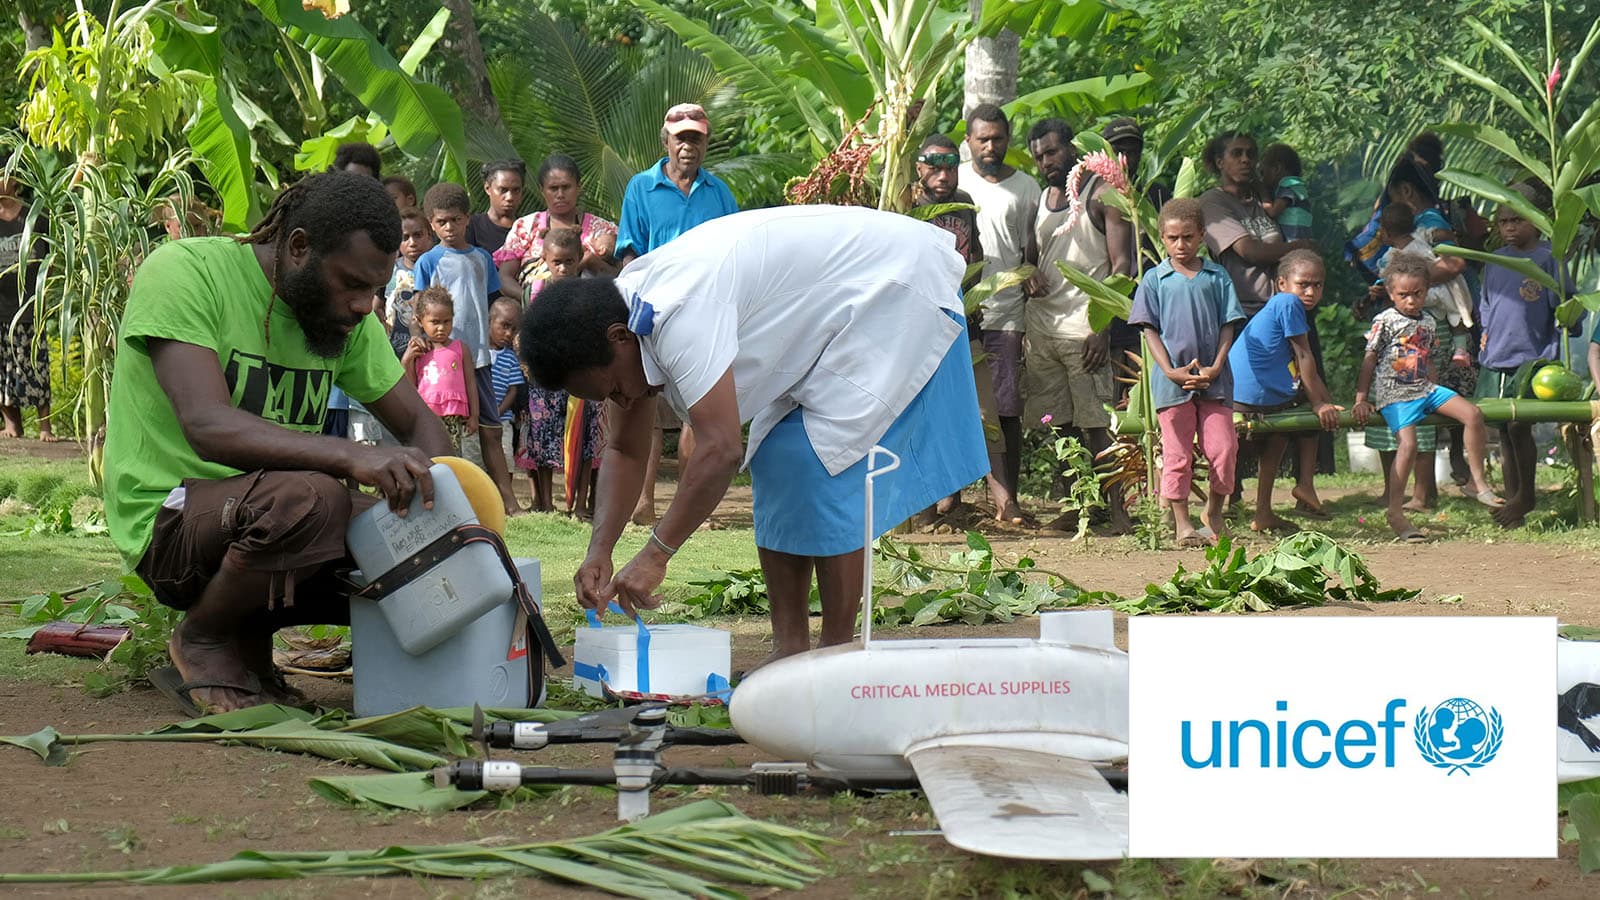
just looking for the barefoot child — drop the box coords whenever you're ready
[1129,199,1245,547]
[488,298,526,516]
[403,286,478,453]
[1370,202,1477,510]
[1477,185,1574,528]
[1353,255,1501,543]
[1228,249,1343,533]
[515,227,587,512]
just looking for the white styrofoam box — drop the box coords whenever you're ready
[572,623,731,698]
[346,463,512,655]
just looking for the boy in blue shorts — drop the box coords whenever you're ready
[1354,255,1501,543]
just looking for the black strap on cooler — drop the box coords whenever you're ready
[353,524,566,677]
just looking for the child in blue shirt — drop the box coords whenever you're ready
[415,182,512,480]
[1227,250,1342,533]
[1476,186,1574,528]
[1129,198,1245,547]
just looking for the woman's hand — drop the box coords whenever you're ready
[609,545,669,618]
[574,551,616,612]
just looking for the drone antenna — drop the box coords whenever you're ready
[860,446,900,648]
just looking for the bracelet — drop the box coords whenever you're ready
[649,528,680,557]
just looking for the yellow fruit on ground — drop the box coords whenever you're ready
[432,456,506,535]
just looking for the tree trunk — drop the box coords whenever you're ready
[963,0,1018,119]
[19,8,50,52]
[440,0,503,135]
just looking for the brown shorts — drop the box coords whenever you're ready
[135,470,377,614]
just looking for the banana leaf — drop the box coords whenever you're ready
[1434,244,1563,294]
[977,0,1109,40]
[1056,261,1135,333]
[964,265,1034,316]
[0,800,828,894]
[308,771,494,812]
[247,0,469,180]
[4,720,445,772]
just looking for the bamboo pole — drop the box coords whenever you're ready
[1111,399,1600,437]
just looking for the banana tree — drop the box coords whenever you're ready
[1432,2,1600,344]
[627,0,1129,212]
[7,0,198,482]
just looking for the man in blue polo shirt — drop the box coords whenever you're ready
[616,102,740,523]
[617,103,739,263]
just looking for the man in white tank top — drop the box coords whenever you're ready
[1024,119,1136,533]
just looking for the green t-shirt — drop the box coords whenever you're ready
[103,237,403,567]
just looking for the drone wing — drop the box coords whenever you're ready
[905,736,1128,861]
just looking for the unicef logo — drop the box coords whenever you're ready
[1413,698,1503,775]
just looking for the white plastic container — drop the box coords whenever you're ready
[350,558,543,716]
[345,463,512,655]
[572,622,731,698]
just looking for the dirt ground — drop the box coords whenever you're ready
[1,450,1597,896]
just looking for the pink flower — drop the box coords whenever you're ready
[1059,151,1131,235]
[1548,58,1562,96]
[1040,414,1053,425]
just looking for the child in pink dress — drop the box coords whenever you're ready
[402,285,479,453]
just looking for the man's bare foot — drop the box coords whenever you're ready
[0,428,19,439]
[1289,486,1326,517]
[37,428,58,443]
[1402,497,1427,513]
[1250,512,1299,534]
[935,495,958,515]
[1492,498,1531,529]
[1175,527,1209,548]
[167,625,265,713]
[240,633,308,706]
[993,498,1028,525]
[631,504,656,527]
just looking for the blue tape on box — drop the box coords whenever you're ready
[581,603,652,693]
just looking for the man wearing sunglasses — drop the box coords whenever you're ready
[616,102,741,527]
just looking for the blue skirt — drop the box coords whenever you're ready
[749,320,989,556]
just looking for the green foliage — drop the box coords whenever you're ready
[673,531,1081,628]
[1045,435,1105,542]
[1077,532,1420,614]
[1432,3,1600,335]
[486,6,803,222]
[0,575,174,695]
[872,532,1082,627]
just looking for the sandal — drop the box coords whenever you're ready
[1178,533,1211,549]
[1467,488,1506,508]
[149,666,263,718]
[1395,529,1428,545]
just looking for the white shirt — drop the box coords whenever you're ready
[615,206,965,475]
[958,166,1042,332]
[1030,178,1108,340]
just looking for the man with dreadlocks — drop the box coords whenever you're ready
[104,171,454,714]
